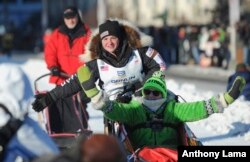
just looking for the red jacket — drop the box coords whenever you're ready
[44,24,91,85]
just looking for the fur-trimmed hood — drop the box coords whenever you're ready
[79,18,153,63]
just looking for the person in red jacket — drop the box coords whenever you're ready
[42,6,91,133]
[45,6,91,84]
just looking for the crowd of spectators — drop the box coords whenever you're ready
[236,17,250,66]
[140,23,231,69]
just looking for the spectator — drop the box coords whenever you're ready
[45,6,91,85]
[237,20,250,66]
[43,28,52,46]
[1,30,14,58]
[43,6,91,133]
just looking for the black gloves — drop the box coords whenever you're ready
[50,66,61,76]
[116,92,132,103]
[32,93,54,112]
[133,81,143,96]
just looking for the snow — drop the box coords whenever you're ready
[1,57,250,146]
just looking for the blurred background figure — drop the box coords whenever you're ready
[32,134,126,162]
[81,134,126,162]
[42,28,52,47]
[237,18,250,66]
[0,63,59,162]
[1,27,14,58]
[178,26,189,64]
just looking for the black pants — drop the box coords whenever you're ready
[47,91,89,134]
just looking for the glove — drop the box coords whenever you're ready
[133,81,143,96]
[32,93,54,112]
[50,66,61,76]
[224,76,246,105]
[35,93,47,100]
[116,93,132,103]
[77,66,99,98]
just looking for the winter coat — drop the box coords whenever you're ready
[44,24,91,85]
[91,91,226,150]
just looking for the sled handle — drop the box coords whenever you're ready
[34,72,70,93]
[118,86,142,97]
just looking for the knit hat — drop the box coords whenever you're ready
[63,6,78,19]
[99,20,121,40]
[142,71,167,98]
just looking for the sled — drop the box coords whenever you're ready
[34,72,92,151]
[179,123,202,146]
[122,123,202,162]
[118,122,202,162]
[136,146,178,162]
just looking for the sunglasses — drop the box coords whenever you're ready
[143,89,161,97]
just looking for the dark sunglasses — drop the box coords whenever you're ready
[143,89,161,97]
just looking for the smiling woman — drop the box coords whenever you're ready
[101,36,120,56]
[99,20,121,56]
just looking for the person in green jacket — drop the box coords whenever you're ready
[33,65,245,151]
[78,67,246,150]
